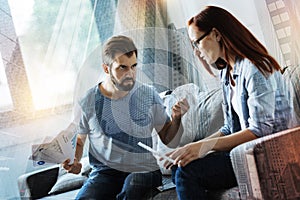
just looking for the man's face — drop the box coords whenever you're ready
[109,53,137,91]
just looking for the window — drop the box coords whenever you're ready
[5,0,100,110]
[0,52,13,112]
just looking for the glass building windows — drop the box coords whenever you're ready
[0,52,13,112]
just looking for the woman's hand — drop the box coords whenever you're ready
[163,141,209,168]
[62,158,82,174]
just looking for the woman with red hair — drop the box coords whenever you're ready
[163,6,291,200]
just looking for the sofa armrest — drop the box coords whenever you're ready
[18,165,59,199]
[230,126,300,200]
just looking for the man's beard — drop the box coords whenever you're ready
[110,74,135,91]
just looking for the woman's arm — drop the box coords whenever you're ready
[164,129,257,168]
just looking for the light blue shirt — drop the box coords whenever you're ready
[219,58,291,137]
[77,82,170,172]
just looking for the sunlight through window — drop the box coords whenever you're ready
[0,52,13,112]
[8,0,100,109]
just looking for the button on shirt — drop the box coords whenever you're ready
[219,58,291,137]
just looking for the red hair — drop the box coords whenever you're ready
[188,6,281,76]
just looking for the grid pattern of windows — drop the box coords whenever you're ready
[265,0,300,66]
[0,0,34,124]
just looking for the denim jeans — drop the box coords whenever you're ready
[76,167,162,200]
[172,151,237,200]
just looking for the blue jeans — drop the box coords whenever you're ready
[172,151,237,200]
[76,167,162,200]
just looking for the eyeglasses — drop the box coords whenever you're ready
[192,28,212,49]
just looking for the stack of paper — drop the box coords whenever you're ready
[29,130,77,166]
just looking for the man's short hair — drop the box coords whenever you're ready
[102,35,138,66]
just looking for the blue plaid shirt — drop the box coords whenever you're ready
[219,58,291,137]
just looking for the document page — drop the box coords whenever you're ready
[29,130,77,166]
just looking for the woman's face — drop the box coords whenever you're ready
[188,23,222,65]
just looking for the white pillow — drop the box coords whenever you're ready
[155,84,224,174]
[162,83,223,145]
[48,157,90,195]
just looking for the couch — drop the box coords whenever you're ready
[17,126,300,199]
[18,65,300,199]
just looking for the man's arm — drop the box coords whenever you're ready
[62,134,86,174]
[157,98,189,148]
[158,119,183,148]
[74,134,86,161]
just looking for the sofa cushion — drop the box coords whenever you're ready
[21,166,59,199]
[48,157,90,195]
[42,189,80,199]
[283,65,300,127]
[155,84,223,174]
[160,83,223,145]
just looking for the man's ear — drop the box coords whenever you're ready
[102,63,109,74]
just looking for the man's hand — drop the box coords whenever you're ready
[171,98,189,120]
[62,158,82,174]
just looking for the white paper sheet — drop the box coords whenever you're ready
[29,130,77,166]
